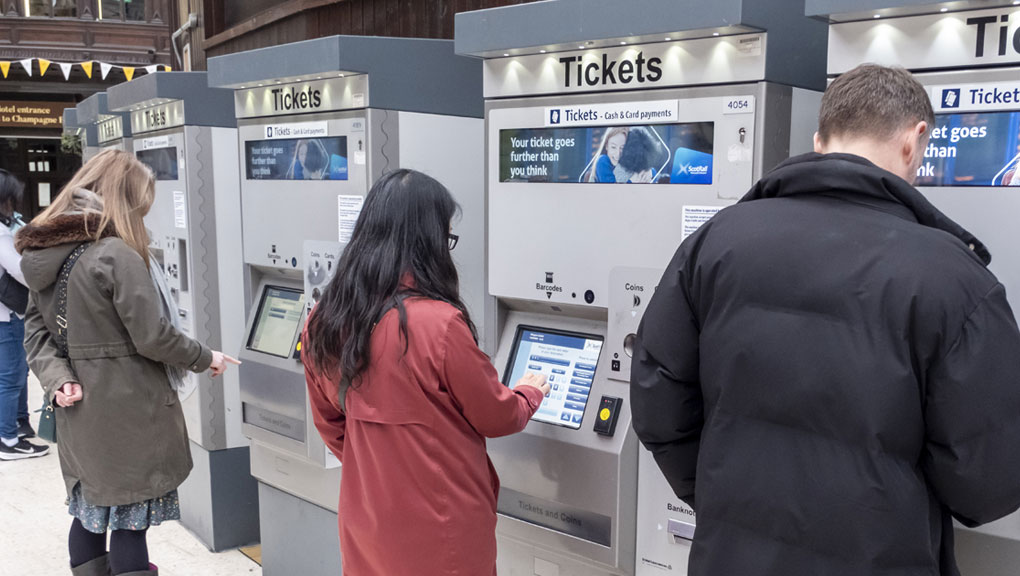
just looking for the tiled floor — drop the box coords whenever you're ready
[0,376,262,576]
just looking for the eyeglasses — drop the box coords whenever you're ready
[448,233,459,251]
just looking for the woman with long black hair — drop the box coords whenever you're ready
[303,169,549,576]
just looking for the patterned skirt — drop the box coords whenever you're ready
[67,482,181,534]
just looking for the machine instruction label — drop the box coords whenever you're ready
[682,206,722,241]
[263,121,328,139]
[337,195,365,243]
[173,191,187,229]
[545,100,679,127]
[930,81,1020,112]
[141,136,171,150]
[497,488,612,547]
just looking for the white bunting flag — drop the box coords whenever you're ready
[100,62,113,80]
[19,59,32,76]
[145,65,158,74]
[59,62,73,80]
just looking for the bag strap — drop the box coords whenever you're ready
[54,242,91,358]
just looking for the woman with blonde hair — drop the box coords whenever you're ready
[16,149,239,576]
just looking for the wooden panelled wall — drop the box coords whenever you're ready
[197,0,538,69]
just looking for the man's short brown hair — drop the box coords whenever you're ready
[817,64,935,144]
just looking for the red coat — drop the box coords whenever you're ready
[303,298,544,576]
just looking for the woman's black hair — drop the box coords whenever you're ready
[306,169,476,404]
[617,127,662,173]
[0,169,24,218]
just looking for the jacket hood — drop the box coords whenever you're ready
[16,213,115,292]
[740,153,991,265]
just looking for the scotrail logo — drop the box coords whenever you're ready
[942,89,961,109]
[675,163,710,176]
[549,109,561,124]
[266,126,274,137]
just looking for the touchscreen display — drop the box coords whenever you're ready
[248,287,305,358]
[504,326,604,430]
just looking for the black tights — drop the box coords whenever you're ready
[69,518,150,574]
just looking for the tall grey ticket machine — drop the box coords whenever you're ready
[107,72,257,552]
[75,92,132,160]
[807,2,1020,573]
[208,35,486,575]
[456,1,827,574]
[63,108,98,161]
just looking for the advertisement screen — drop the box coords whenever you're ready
[916,111,1020,187]
[245,136,348,180]
[136,147,179,181]
[499,122,714,184]
[503,326,604,430]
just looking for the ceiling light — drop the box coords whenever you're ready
[579,45,585,49]
[503,53,510,56]
[620,41,627,45]
[712,32,720,36]
[873,14,881,18]
[940,7,948,11]
[540,50,547,53]
[665,37,672,41]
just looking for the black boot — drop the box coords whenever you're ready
[113,564,157,576]
[70,554,111,576]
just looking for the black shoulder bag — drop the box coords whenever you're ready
[0,213,28,315]
[35,242,91,444]
[0,272,27,315]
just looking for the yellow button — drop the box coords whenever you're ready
[600,408,611,421]
[296,341,302,351]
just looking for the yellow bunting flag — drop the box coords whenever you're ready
[123,67,135,81]
[0,62,9,79]
[80,61,93,79]
[163,65,172,72]
[39,59,51,76]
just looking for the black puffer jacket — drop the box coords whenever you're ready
[631,153,1020,576]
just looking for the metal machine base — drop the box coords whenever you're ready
[258,482,342,576]
[177,443,260,551]
[497,533,628,576]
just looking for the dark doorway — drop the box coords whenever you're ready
[0,138,82,223]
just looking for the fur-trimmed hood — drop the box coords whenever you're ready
[16,213,117,292]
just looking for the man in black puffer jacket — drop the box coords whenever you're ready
[631,64,1020,576]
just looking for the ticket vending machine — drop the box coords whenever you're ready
[456,1,827,574]
[62,108,98,161]
[208,35,485,575]
[807,2,1020,573]
[106,72,256,552]
[75,92,132,158]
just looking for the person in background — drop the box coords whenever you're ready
[16,149,240,576]
[0,168,48,460]
[631,64,1020,576]
[302,169,550,576]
